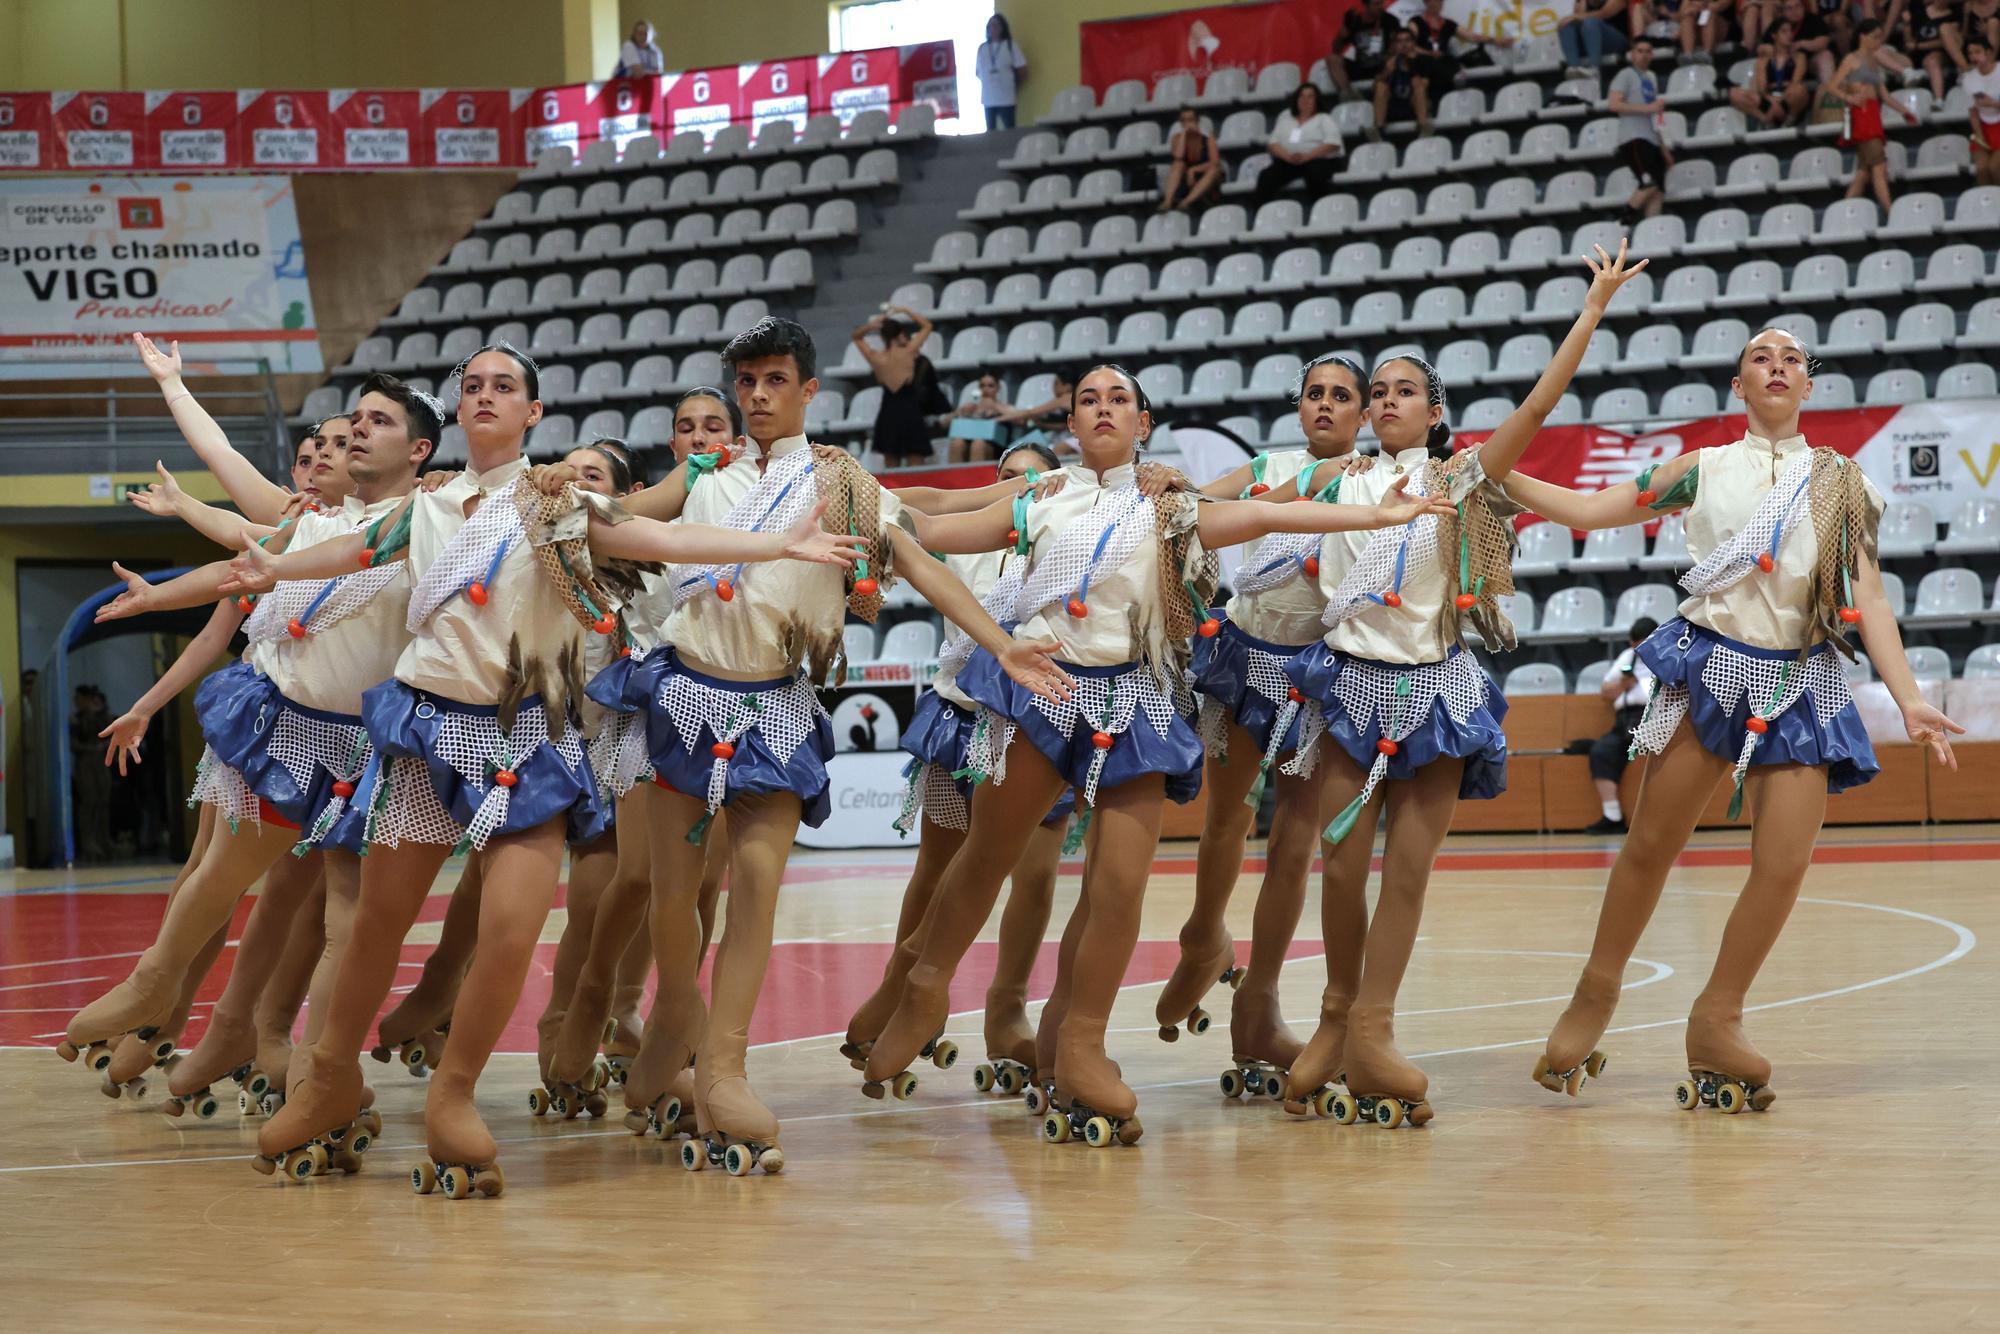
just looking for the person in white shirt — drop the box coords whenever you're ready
[617,20,664,78]
[1585,616,1660,833]
[1965,37,2000,184]
[976,14,1029,130]
[1257,82,1345,203]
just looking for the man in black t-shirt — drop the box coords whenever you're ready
[1329,0,1404,101]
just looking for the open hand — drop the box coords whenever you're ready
[999,637,1075,705]
[100,711,149,776]
[1372,475,1457,527]
[277,491,316,523]
[1583,238,1649,313]
[133,332,182,383]
[94,563,156,623]
[220,535,279,595]
[1903,701,1966,770]
[779,498,861,567]
[126,462,186,518]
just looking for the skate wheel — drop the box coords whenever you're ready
[1157,1025,1179,1043]
[1225,967,1244,991]
[1024,1085,1048,1116]
[1564,1067,1585,1097]
[246,1070,270,1098]
[1584,1051,1608,1079]
[477,1164,505,1197]
[1264,1075,1288,1101]
[932,1040,959,1071]
[1331,1093,1360,1125]
[1083,1116,1113,1148]
[585,1092,610,1119]
[998,1065,1023,1095]
[281,1149,315,1183]
[1042,1112,1071,1144]
[724,1143,753,1176]
[680,1140,705,1172]
[348,1130,373,1157]
[358,1108,382,1137]
[602,1018,618,1046]
[89,1046,114,1073]
[658,1096,684,1135]
[759,1147,784,1175]
[1219,1069,1244,1099]
[972,1064,993,1093]
[412,1160,438,1194]
[1375,1099,1406,1129]
[891,1071,918,1101]
[403,1044,427,1073]
[307,1143,330,1176]
[239,1089,254,1115]
[441,1166,470,1200]
[1716,1082,1747,1114]
[193,1093,220,1120]
[1674,1079,1701,1111]
[528,1087,551,1116]
[149,1037,175,1063]
[1187,1008,1211,1037]
[585,1058,610,1093]
[260,1092,282,1117]
[611,1068,627,1087]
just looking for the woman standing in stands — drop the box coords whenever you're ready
[1509,326,1961,1113]
[1279,244,1650,1129]
[855,306,950,465]
[1835,20,1919,211]
[975,14,1029,131]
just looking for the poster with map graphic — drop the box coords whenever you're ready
[0,175,319,377]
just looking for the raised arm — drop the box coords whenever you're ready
[903,493,1017,554]
[1479,241,1649,485]
[133,333,295,524]
[1195,475,1452,549]
[587,498,858,567]
[888,527,1071,704]
[893,474,1038,515]
[99,598,245,776]
[220,528,370,594]
[127,463,282,549]
[850,316,889,369]
[895,307,935,353]
[620,459,693,522]
[94,560,241,622]
[1501,451,1699,531]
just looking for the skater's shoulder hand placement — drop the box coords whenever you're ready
[94,562,156,623]
[528,462,579,497]
[1582,237,1648,312]
[1371,474,1456,527]
[419,468,461,494]
[1902,700,1966,771]
[1031,471,1068,501]
[999,637,1075,704]
[1135,461,1188,499]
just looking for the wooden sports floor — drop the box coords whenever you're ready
[2,824,1995,1329]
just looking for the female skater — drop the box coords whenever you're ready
[1517,326,1961,1112]
[1280,244,1650,1128]
[859,363,1454,1147]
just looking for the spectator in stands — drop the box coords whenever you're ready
[1785,0,1841,88]
[947,372,1016,463]
[1966,37,2000,182]
[1835,20,1919,209]
[1731,21,1815,122]
[1585,617,1661,833]
[1632,0,1690,50]
[997,369,1078,455]
[1559,0,1633,84]
[1408,0,1514,106]
[1968,0,2000,53]
[1372,29,1431,138]
[1817,0,1859,58]
[1736,0,1775,52]
[854,306,951,464]
[1609,38,1671,222]
[975,15,1028,131]
[1903,0,1968,97]
[616,21,664,78]
[1679,0,1739,62]
[1258,83,1345,198]
[1159,106,1223,211]
[1329,0,1402,104]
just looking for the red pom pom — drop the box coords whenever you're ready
[715,580,735,603]
[1091,731,1114,750]
[1068,597,1088,619]
[358,548,376,569]
[711,741,736,760]
[1303,556,1319,576]
[592,614,616,634]
[1756,553,1775,573]
[1248,483,1270,496]
[1636,489,1658,507]
[1198,617,1220,637]
[1287,686,1303,703]
[493,768,518,787]
[1382,591,1403,608]
[286,618,306,639]
[332,781,355,799]
[854,577,878,597]
[1838,606,1862,625]
[1455,592,1478,610]
[619,644,633,657]
[235,596,254,614]
[1746,716,1768,735]
[1007,528,1021,544]
[1375,737,1399,756]
[468,582,488,606]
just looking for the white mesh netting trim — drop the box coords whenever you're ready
[587,710,654,799]
[1011,486,1152,625]
[1233,530,1323,596]
[190,747,259,827]
[671,448,816,612]
[1629,632,1854,790]
[1321,470,1443,629]
[245,564,405,644]
[656,669,827,812]
[1680,451,1813,599]
[406,477,526,629]
[363,698,587,850]
[936,562,1027,680]
[188,707,371,829]
[962,661,1187,806]
[1284,649,1490,798]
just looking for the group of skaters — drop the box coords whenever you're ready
[54,238,1964,1195]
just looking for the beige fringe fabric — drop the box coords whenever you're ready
[1804,448,1879,663]
[1426,450,1524,653]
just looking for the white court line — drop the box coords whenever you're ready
[0,890,1974,1175]
[0,975,109,994]
[0,950,145,973]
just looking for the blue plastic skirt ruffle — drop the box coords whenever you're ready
[637,649,837,828]
[194,659,362,828]
[957,648,1204,805]
[901,688,1075,826]
[1190,610,1316,756]
[1283,646,1509,802]
[1636,617,1878,794]
[585,645,667,717]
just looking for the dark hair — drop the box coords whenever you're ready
[1291,352,1368,404]
[451,342,541,403]
[1631,35,1653,49]
[879,318,913,344]
[675,385,746,440]
[1629,617,1660,642]
[1288,83,1320,118]
[987,13,1013,43]
[294,431,318,460]
[1968,34,1991,51]
[576,438,638,493]
[1177,104,1199,119]
[356,371,442,464]
[1857,17,1882,35]
[999,439,1062,475]
[1069,363,1151,417]
[1371,354,1453,458]
[722,315,817,382]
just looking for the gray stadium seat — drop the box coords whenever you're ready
[1513,522,1574,577]
[1539,586,1607,635]
[1913,568,1985,617]
[1573,523,1645,570]
[1463,281,1527,329]
[1504,663,1567,695]
[1848,249,1915,301]
[1659,383,1718,418]
[1409,288,1470,333]
[1882,303,1956,355]
[1864,368,1925,403]
[1937,363,2000,398]
[1810,372,1856,407]
[1641,513,1689,569]
[1611,583,1680,630]
[1935,500,2000,556]
[1820,309,1887,358]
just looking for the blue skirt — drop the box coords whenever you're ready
[1636,618,1878,794]
[1190,610,1316,756]
[901,688,1076,826]
[957,648,1204,805]
[331,680,609,848]
[193,660,364,830]
[634,648,837,828]
[1283,646,1509,802]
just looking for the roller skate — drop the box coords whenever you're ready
[164,1010,260,1120]
[1216,983,1305,1103]
[253,1082,381,1183]
[970,994,1037,1097]
[62,954,181,1063]
[859,965,957,1100]
[411,1074,505,1199]
[621,1014,698,1140]
[1282,988,1354,1116]
[254,1045,368,1179]
[839,936,919,1070]
[1325,1004,1432,1128]
[1532,969,1617,1097]
[371,1018,449,1078]
[1153,931,1243,1042]
[1041,1012,1142,1148]
[680,1052,783,1178]
[96,1026,179,1101]
[600,1014,641,1089]
[1674,999,1776,1114]
[54,1038,117,1073]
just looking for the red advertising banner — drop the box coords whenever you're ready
[521,81,594,161]
[663,66,738,142]
[328,89,420,169]
[237,90,328,170]
[814,46,899,125]
[54,91,146,172]
[738,57,813,134]
[590,76,660,151]
[0,92,54,171]
[144,90,237,171]
[420,88,519,168]
[899,40,958,119]
[1080,0,1349,92]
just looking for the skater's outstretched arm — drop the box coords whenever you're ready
[1853,549,1966,768]
[1479,241,1650,486]
[220,498,413,593]
[587,498,859,567]
[99,598,243,775]
[904,493,1017,554]
[1501,452,1700,531]
[134,332,295,524]
[1196,475,1451,548]
[94,560,243,621]
[888,526,1073,703]
[126,462,286,549]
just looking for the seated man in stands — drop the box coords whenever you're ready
[1372,31,1431,141]
[1329,0,1402,105]
[1586,617,1659,834]
[1158,106,1223,212]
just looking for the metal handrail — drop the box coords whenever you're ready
[0,358,292,480]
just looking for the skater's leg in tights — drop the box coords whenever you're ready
[173,851,322,1096]
[697,810,727,956]
[862,740,1069,1083]
[696,790,801,1145]
[255,872,324,1083]
[378,852,483,1049]
[985,820,1062,1065]
[1054,773,1168,1121]
[844,815,967,1053]
[258,839,451,1156]
[424,817,567,1166]
[540,826,616,1078]
[68,819,297,1045]
[301,851,362,1047]
[1034,843,1095,1081]
[1230,760,1329,1070]
[551,788,655,1083]
[609,895,653,1044]
[1686,763,1827,1087]
[1284,750,1380,1103]
[1157,721,1264,1032]
[1540,723,1730,1081]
